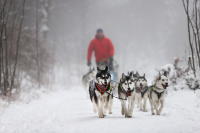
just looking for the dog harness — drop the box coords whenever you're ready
[95,83,110,95]
[149,86,165,100]
[135,86,148,98]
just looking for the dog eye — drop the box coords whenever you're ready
[125,83,127,85]
[162,79,164,81]
[129,82,132,84]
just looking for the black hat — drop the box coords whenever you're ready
[97,29,103,33]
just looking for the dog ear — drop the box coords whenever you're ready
[163,71,167,76]
[136,71,140,77]
[129,71,133,77]
[92,67,95,71]
[143,73,145,78]
[97,67,100,72]
[122,73,125,80]
[127,71,130,75]
[105,66,108,72]
[89,67,92,72]
[158,72,161,80]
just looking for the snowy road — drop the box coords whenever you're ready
[0,86,200,133]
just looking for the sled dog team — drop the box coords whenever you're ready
[83,66,169,118]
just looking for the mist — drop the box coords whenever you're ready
[48,0,188,83]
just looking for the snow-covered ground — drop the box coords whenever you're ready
[0,86,200,133]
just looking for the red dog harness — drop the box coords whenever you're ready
[95,83,110,95]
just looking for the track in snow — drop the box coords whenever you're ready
[0,86,200,133]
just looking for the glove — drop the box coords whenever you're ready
[87,61,92,67]
[109,56,114,62]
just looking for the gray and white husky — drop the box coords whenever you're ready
[135,73,148,112]
[118,72,135,118]
[89,66,114,118]
[82,68,96,98]
[149,71,169,115]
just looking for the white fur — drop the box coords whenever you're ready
[119,91,135,118]
[135,77,148,111]
[93,89,113,118]
[149,75,169,115]
[118,74,136,118]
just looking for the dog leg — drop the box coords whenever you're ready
[97,97,103,118]
[157,99,165,115]
[121,100,125,115]
[143,98,147,112]
[101,97,106,117]
[139,97,142,110]
[109,95,113,114]
[152,99,159,115]
[95,102,101,118]
[156,100,160,108]
[92,97,97,113]
[122,100,128,117]
[149,99,155,115]
[129,97,135,117]
[127,98,131,117]
[104,96,109,113]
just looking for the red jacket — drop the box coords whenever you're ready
[87,35,114,62]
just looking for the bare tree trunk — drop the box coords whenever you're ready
[36,0,41,88]
[182,0,196,77]
[10,0,26,94]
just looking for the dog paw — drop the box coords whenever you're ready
[156,113,160,115]
[152,112,155,115]
[121,111,124,115]
[109,112,112,114]
[99,115,104,118]
[140,108,143,111]
[125,113,129,117]
[143,110,148,112]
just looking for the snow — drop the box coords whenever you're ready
[160,63,176,79]
[0,86,200,133]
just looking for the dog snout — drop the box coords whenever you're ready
[165,83,168,85]
[104,82,107,85]
[128,88,131,91]
[140,83,142,86]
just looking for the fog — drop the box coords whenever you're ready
[48,0,188,83]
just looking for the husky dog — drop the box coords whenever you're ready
[128,71,138,81]
[89,66,113,118]
[118,72,135,118]
[135,73,148,112]
[149,71,169,115]
[82,68,96,98]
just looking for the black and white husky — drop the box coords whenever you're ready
[118,72,135,118]
[135,73,148,112]
[82,68,96,98]
[149,71,169,115]
[89,66,114,118]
